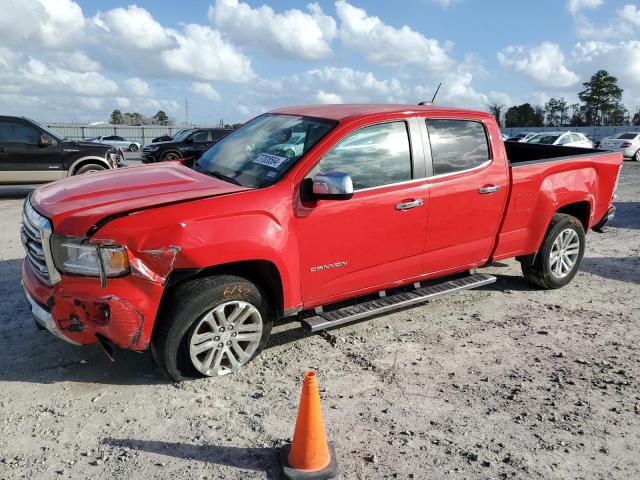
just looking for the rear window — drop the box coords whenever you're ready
[426,119,490,175]
[619,133,639,140]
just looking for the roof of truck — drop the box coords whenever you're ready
[270,104,490,122]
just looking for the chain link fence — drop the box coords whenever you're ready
[501,125,640,142]
[45,123,221,145]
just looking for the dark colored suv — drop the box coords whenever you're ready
[0,116,126,184]
[141,128,231,163]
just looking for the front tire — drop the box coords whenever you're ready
[161,151,182,162]
[74,163,106,175]
[151,275,273,381]
[633,149,640,162]
[521,213,586,289]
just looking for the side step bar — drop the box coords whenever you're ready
[301,273,496,332]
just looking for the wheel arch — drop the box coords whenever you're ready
[556,200,591,231]
[67,156,111,176]
[161,149,183,160]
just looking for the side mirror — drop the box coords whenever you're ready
[312,171,353,200]
[39,135,53,147]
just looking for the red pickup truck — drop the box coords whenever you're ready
[21,104,622,381]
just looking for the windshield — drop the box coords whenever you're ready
[26,118,65,140]
[173,129,195,142]
[528,134,560,144]
[619,133,638,140]
[195,113,337,188]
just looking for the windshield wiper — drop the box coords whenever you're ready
[194,163,242,186]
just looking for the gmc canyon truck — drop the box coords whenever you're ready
[1,116,126,184]
[21,105,622,381]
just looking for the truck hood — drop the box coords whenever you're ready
[31,162,251,235]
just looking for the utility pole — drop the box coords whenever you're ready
[184,98,190,126]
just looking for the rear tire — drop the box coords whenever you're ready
[633,149,640,162]
[74,163,106,175]
[151,275,273,382]
[521,213,585,289]
[129,144,139,152]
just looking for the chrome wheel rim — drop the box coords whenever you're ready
[549,228,580,278]
[165,153,179,160]
[188,301,263,376]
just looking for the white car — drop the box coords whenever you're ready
[267,134,306,158]
[508,132,538,143]
[600,132,640,161]
[89,135,142,152]
[526,131,593,148]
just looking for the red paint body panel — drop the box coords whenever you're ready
[21,104,623,349]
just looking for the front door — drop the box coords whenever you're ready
[422,118,508,274]
[297,120,429,304]
[0,119,63,183]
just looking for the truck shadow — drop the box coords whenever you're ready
[581,256,640,284]
[0,185,36,198]
[103,438,282,479]
[610,201,640,230]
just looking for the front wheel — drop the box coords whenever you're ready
[129,144,139,152]
[521,213,585,289]
[633,149,640,162]
[74,163,106,175]
[151,275,273,381]
[161,151,182,161]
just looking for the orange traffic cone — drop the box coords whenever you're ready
[280,371,339,479]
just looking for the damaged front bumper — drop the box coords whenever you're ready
[21,260,164,350]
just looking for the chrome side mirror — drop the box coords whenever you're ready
[312,171,353,200]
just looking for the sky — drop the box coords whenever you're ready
[0,0,639,124]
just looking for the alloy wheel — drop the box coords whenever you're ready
[549,228,580,278]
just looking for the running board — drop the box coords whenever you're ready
[300,273,496,332]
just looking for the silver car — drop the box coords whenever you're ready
[90,135,141,152]
[600,132,640,161]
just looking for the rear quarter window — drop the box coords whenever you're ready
[426,119,490,175]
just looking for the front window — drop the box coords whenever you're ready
[173,130,195,142]
[196,114,336,188]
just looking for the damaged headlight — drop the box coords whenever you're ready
[51,235,130,277]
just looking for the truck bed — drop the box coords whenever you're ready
[505,141,603,166]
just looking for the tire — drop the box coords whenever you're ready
[74,163,106,175]
[633,149,640,162]
[129,144,139,152]
[161,151,182,162]
[151,275,273,381]
[521,213,586,289]
[285,149,295,158]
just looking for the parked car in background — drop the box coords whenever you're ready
[21,104,621,381]
[500,133,510,141]
[508,132,538,143]
[141,128,231,163]
[600,132,640,161]
[152,129,190,143]
[0,115,125,184]
[268,132,307,157]
[89,135,141,152]
[526,131,593,148]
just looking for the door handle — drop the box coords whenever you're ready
[395,199,424,211]
[478,185,501,194]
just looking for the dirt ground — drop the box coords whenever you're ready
[0,161,638,480]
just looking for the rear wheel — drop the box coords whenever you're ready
[521,213,585,289]
[129,144,139,152]
[151,275,273,381]
[74,163,106,175]
[633,149,640,162]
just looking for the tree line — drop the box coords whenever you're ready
[488,70,640,128]
[109,110,171,126]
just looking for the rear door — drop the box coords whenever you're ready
[297,118,429,303]
[422,118,509,274]
[0,119,63,183]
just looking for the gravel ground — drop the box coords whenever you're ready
[0,161,638,480]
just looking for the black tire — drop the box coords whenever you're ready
[129,144,139,152]
[633,149,640,162]
[151,275,273,382]
[74,163,106,175]
[161,151,182,162]
[521,213,586,289]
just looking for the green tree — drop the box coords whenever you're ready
[487,103,504,127]
[504,103,539,127]
[578,70,623,126]
[544,97,569,127]
[633,110,640,126]
[110,109,124,124]
[153,110,169,125]
[124,112,144,125]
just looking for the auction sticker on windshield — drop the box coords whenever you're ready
[253,153,288,169]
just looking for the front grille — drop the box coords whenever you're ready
[21,200,60,285]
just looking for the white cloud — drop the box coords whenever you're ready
[497,42,580,88]
[161,24,254,82]
[192,82,221,101]
[335,0,452,70]
[620,4,640,26]
[124,78,153,97]
[208,0,336,60]
[315,90,343,104]
[567,0,603,15]
[92,5,174,50]
[431,0,460,7]
[51,50,101,72]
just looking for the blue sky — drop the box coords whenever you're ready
[1,0,639,124]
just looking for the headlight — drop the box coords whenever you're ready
[51,235,130,277]
[146,145,159,151]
